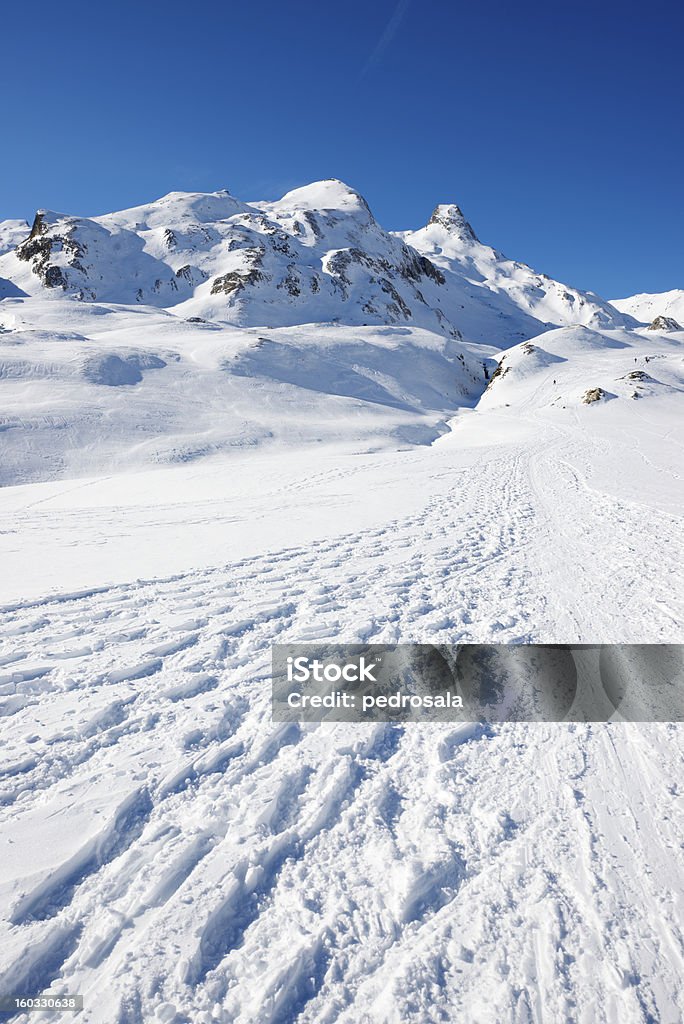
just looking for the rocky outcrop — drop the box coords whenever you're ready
[428,204,478,243]
[15,212,87,290]
[210,268,265,297]
[582,387,606,404]
[647,315,681,332]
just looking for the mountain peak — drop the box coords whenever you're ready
[272,179,373,219]
[428,204,477,242]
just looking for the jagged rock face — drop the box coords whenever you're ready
[0,179,632,341]
[16,213,88,292]
[648,315,681,332]
[428,204,478,243]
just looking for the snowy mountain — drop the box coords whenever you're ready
[0,179,655,486]
[0,182,458,337]
[0,180,633,340]
[400,205,636,345]
[610,289,684,326]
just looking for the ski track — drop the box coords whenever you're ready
[0,433,682,1023]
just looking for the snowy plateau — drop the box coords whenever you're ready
[0,179,682,1023]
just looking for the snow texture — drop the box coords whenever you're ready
[0,181,682,1023]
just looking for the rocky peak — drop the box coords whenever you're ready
[648,315,681,332]
[428,204,477,242]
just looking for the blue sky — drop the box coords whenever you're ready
[2,0,682,297]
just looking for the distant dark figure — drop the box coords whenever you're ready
[553,379,556,385]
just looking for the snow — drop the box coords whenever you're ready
[611,289,684,326]
[0,298,482,486]
[0,221,29,258]
[0,181,682,1023]
[258,179,373,218]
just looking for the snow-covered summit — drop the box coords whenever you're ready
[99,189,249,230]
[610,289,684,326]
[401,204,636,345]
[426,203,478,242]
[261,178,373,218]
[0,181,633,341]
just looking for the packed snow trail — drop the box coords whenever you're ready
[0,410,682,1023]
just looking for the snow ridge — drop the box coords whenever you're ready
[0,180,632,341]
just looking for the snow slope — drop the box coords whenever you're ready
[479,324,684,413]
[0,394,682,1023]
[0,222,29,300]
[0,297,483,486]
[0,181,682,1024]
[611,289,684,326]
[0,222,29,258]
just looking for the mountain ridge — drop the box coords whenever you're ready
[610,289,684,326]
[0,180,635,344]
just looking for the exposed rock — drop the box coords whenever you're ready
[486,357,509,388]
[326,248,379,286]
[15,212,88,291]
[210,267,265,296]
[210,248,265,296]
[647,315,681,331]
[271,232,296,257]
[302,211,322,240]
[379,277,412,320]
[428,204,478,243]
[582,387,606,404]
[278,265,301,297]
[43,265,68,289]
[417,255,445,285]
[398,246,445,285]
[175,265,208,284]
[623,369,656,382]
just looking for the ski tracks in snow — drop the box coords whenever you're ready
[0,436,682,1022]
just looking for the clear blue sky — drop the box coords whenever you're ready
[3,0,682,298]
